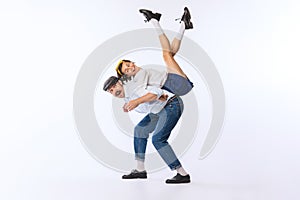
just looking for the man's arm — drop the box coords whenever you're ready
[123,86,167,112]
[123,93,156,112]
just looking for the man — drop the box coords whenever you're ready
[103,76,191,184]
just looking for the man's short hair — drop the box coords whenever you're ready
[103,76,119,91]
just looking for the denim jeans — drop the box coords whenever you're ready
[134,96,184,170]
[162,73,194,96]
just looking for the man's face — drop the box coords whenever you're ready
[107,81,125,98]
[121,61,138,77]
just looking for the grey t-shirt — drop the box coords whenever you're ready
[124,68,168,98]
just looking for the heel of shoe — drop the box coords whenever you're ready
[139,9,161,22]
[155,13,162,21]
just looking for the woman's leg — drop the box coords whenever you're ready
[163,51,187,78]
[150,19,172,52]
[170,22,185,56]
[140,9,191,78]
[139,8,194,96]
[149,18,187,78]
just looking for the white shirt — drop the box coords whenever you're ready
[124,85,173,114]
[122,68,172,114]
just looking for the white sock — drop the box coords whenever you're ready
[136,160,145,171]
[176,167,188,176]
[150,18,164,36]
[175,22,186,41]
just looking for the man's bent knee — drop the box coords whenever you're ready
[134,126,148,139]
[152,136,166,150]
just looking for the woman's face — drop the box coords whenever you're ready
[121,61,138,77]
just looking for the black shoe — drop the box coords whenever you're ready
[139,9,161,22]
[165,173,191,184]
[178,7,193,29]
[122,169,147,179]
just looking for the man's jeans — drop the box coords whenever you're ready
[134,96,184,170]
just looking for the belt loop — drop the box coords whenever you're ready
[166,95,177,105]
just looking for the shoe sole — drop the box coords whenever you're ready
[165,180,191,184]
[122,176,147,179]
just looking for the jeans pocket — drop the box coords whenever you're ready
[167,102,181,116]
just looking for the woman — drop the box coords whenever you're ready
[116,7,194,96]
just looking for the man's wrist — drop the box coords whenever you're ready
[135,98,142,105]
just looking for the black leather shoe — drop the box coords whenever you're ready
[139,9,161,22]
[122,169,147,179]
[179,7,193,29]
[165,173,191,184]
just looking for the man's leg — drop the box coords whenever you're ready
[152,97,183,170]
[122,113,158,179]
[151,97,190,183]
[134,113,158,166]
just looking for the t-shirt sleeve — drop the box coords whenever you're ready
[133,69,149,93]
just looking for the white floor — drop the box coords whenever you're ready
[3,129,300,200]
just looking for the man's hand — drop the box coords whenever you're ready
[123,99,140,112]
[122,104,129,112]
[122,92,162,112]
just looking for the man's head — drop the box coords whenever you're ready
[115,59,139,78]
[103,76,125,98]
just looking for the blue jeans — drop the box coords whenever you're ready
[134,96,184,170]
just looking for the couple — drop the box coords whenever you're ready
[103,8,194,184]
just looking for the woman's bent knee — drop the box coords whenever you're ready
[162,51,173,62]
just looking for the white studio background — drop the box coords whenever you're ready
[0,0,300,200]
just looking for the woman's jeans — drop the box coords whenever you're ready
[134,96,184,170]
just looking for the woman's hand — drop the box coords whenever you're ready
[158,94,168,102]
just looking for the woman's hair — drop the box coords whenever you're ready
[115,59,132,78]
